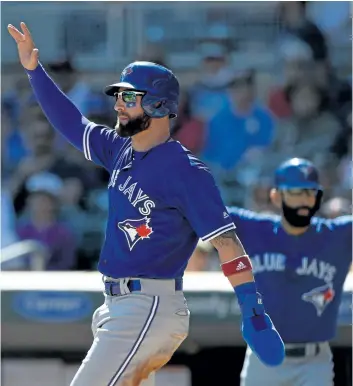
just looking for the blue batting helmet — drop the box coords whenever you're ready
[104,61,179,119]
[275,158,322,190]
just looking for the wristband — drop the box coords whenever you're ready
[221,255,252,277]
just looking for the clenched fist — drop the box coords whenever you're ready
[8,22,39,71]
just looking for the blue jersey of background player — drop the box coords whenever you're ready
[9,22,284,386]
[228,158,352,386]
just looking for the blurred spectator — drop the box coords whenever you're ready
[1,103,28,179]
[269,6,351,123]
[17,173,77,271]
[265,83,342,176]
[269,0,338,120]
[48,60,105,117]
[268,38,316,119]
[330,116,351,161]
[2,75,39,130]
[321,197,351,219]
[74,189,108,270]
[188,40,233,123]
[278,1,328,62]
[0,188,26,270]
[312,61,352,124]
[244,178,276,215]
[1,189,19,249]
[336,131,352,191]
[172,92,206,155]
[307,1,351,47]
[59,177,88,246]
[326,110,351,193]
[9,119,97,214]
[202,70,274,171]
[9,120,57,202]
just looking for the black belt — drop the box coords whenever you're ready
[285,344,320,358]
[104,278,183,297]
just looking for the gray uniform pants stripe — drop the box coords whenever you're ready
[70,280,189,386]
[107,296,159,386]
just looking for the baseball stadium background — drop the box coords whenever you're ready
[1,1,352,385]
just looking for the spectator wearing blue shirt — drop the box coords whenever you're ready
[201,70,275,171]
[188,41,233,124]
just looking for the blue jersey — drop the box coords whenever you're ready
[228,207,352,343]
[27,64,235,279]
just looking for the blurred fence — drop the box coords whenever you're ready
[1,271,352,353]
[1,1,280,71]
[1,240,49,270]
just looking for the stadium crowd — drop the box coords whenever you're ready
[1,1,351,271]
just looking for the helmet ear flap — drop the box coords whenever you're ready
[141,95,171,118]
[313,190,323,213]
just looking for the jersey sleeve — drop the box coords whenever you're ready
[226,206,257,239]
[170,156,236,241]
[328,215,352,241]
[332,216,353,250]
[26,63,126,171]
[331,215,352,265]
[227,206,279,241]
[81,121,127,170]
[331,215,352,229]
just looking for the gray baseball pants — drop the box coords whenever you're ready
[240,342,334,386]
[70,278,190,386]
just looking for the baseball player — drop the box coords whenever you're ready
[227,158,352,386]
[8,22,284,386]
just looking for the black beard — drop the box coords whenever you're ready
[282,203,317,227]
[116,113,151,138]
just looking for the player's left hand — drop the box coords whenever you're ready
[239,293,285,367]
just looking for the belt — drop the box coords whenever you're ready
[104,278,183,297]
[285,343,321,358]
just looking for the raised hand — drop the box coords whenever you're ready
[8,22,39,70]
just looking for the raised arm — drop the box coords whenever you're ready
[7,22,124,170]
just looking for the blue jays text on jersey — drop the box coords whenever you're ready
[228,207,352,343]
[87,132,236,279]
[26,63,236,279]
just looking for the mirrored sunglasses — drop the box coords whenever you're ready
[114,91,145,103]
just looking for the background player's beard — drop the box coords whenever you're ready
[281,190,322,228]
[115,113,151,137]
[281,203,317,227]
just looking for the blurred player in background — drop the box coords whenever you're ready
[228,157,352,386]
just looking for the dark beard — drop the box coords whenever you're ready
[116,114,151,138]
[281,191,322,228]
[282,203,317,227]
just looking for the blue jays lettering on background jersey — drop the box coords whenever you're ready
[228,207,352,343]
[84,125,235,279]
[27,64,235,280]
